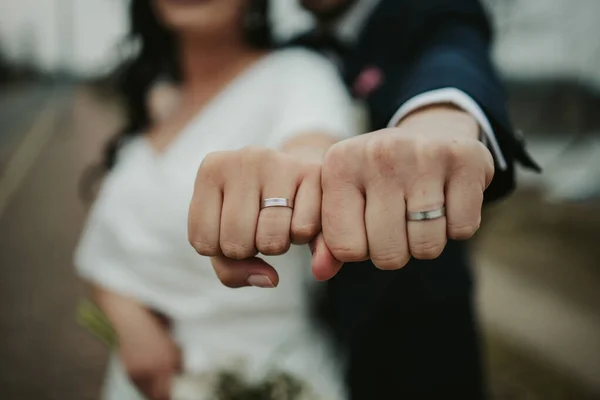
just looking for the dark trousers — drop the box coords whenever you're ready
[346,292,485,399]
[319,241,485,399]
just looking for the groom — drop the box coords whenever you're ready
[289,0,539,398]
[207,0,539,398]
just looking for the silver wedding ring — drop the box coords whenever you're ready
[406,206,446,221]
[261,198,293,210]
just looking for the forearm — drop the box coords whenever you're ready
[90,285,180,399]
[91,285,165,343]
[397,104,480,140]
[281,132,341,163]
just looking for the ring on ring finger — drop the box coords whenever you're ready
[256,196,295,255]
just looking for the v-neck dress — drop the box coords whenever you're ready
[74,49,357,399]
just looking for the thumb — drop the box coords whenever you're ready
[211,256,279,289]
[310,233,343,281]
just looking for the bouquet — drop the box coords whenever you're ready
[76,300,334,400]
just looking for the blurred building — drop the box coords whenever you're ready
[1,0,600,85]
[488,0,600,89]
[0,0,127,77]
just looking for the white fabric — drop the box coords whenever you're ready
[334,0,381,44]
[102,354,146,400]
[335,0,507,170]
[75,49,355,400]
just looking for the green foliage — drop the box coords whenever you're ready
[76,299,117,348]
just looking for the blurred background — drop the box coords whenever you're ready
[0,0,599,398]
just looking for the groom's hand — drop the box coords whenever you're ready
[312,105,494,280]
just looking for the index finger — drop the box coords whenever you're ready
[321,173,368,263]
[188,155,224,257]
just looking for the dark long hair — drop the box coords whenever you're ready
[104,0,272,170]
[80,0,272,201]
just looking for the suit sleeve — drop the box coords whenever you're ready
[363,0,539,203]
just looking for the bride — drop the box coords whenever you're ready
[74,0,356,399]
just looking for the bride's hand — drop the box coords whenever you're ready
[92,287,181,400]
[188,146,323,288]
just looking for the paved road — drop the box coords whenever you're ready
[475,189,600,398]
[0,82,64,169]
[0,84,120,399]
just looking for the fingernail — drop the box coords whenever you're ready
[247,275,275,288]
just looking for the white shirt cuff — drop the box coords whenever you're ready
[387,87,507,170]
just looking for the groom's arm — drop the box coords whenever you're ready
[364,0,539,203]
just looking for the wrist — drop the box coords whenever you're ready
[281,132,339,163]
[397,104,480,141]
[92,286,163,339]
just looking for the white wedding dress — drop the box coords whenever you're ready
[74,49,357,400]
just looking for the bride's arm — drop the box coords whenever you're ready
[280,132,340,162]
[92,285,181,400]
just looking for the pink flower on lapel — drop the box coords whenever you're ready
[352,66,384,98]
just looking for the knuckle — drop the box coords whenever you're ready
[241,145,271,163]
[448,222,480,240]
[197,152,228,182]
[455,111,480,134]
[329,245,366,263]
[240,144,265,155]
[323,143,352,181]
[199,151,221,169]
[447,138,479,165]
[256,235,290,255]
[483,148,496,180]
[409,139,450,176]
[220,240,256,260]
[242,146,290,178]
[420,139,449,163]
[291,223,320,244]
[200,151,227,171]
[365,135,424,180]
[189,239,219,256]
[324,141,345,162]
[273,153,301,178]
[238,146,265,173]
[371,251,410,270]
[410,240,445,259]
[365,136,401,175]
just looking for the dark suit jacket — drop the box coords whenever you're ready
[291,1,538,398]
